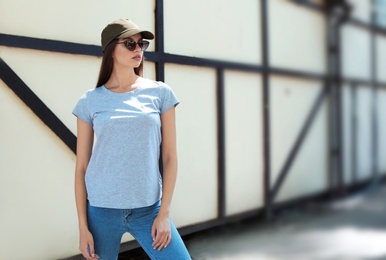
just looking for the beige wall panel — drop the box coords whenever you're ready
[341,25,371,80]
[0,46,100,134]
[165,64,218,226]
[378,89,386,175]
[356,86,373,181]
[224,71,264,216]
[347,0,371,23]
[269,0,326,74]
[0,0,155,51]
[0,82,79,260]
[164,0,260,64]
[270,77,328,202]
[342,85,353,184]
[377,35,386,83]
[143,60,156,82]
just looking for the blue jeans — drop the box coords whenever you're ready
[87,200,191,260]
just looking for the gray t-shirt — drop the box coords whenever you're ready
[72,79,179,209]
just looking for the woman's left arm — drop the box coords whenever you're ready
[152,106,178,251]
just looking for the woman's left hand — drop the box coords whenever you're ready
[151,215,171,251]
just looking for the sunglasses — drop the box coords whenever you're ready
[117,39,150,51]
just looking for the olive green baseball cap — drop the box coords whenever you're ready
[101,19,154,51]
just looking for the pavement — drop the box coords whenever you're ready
[120,183,386,260]
[185,183,386,260]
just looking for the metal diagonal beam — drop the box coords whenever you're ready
[270,85,328,202]
[0,57,76,153]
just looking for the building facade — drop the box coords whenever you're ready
[1,0,385,259]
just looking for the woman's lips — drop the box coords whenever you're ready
[132,55,141,61]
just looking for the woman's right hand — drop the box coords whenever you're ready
[79,228,99,260]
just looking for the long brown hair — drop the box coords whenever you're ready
[95,39,144,88]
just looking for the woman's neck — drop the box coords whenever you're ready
[105,66,139,91]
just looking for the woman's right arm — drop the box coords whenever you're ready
[75,118,99,259]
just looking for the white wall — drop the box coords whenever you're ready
[377,35,386,83]
[378,89,386,174]
[347,0,372,23]
[0,81,79,259]
[224,71,264,215]
[374,0,386,178]
[356,86,373,181]
[270,76,328,202]
[164,0,261,64]
[165,64,218,226]
[269,0,326,74]
[341,25,372,80]
[0,0,156,51]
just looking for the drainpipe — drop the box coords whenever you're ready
[325,0,352,198]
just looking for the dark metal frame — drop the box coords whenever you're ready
[261,0,272,219]
[1,1,386,259]
[216,68,226,218]
[326,0,347,197]
[351,83,358,184]
[371,0,379,180]
[0,58,77,153]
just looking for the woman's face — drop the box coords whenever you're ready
[113,33,144,68]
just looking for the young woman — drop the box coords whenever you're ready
[73,19,191,260]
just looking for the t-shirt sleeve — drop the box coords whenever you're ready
[159,82,180,114]
[72,93,93,126]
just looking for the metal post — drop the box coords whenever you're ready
[371,0,379,181]
[217,68,226,218]
[155,0,165,82]
[260,0,272,220]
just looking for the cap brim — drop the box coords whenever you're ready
[118,29,154,40]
